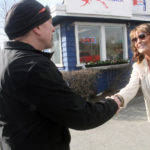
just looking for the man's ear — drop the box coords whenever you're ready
[32,26,41,35]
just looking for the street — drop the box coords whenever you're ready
[70,95,150,150]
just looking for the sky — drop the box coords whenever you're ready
[37,0,63,6]
[0,0,63,45]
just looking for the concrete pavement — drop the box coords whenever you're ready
[70,95,150,150]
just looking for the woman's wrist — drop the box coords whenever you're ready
[114,94,124,107]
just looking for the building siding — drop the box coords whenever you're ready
[55,18,149,92]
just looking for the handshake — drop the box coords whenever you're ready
[106,94,124,112]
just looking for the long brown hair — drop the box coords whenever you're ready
[130,23,150,63]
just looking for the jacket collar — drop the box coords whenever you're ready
[3,41,53,59]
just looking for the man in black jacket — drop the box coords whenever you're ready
[0,0,122,150]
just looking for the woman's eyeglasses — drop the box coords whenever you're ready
[131,33,147,43]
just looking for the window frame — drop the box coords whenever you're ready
[75,22,128,67]
[51,25,63,67]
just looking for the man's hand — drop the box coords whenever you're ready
[110,95,122,108]
[106,95,122,114]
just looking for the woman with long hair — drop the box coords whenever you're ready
[112,23,150,122]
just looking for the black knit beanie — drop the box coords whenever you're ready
[5,0,51,40]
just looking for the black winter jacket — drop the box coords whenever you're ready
[0,41,118,150]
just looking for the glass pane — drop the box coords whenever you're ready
[52,27,61,64]
[105,27,124,60]
[78,26,100,63]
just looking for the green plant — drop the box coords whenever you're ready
[85,59,129,67]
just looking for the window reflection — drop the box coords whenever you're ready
[51,26,62,65]
[105,27,124,60]
[78,26,100,63]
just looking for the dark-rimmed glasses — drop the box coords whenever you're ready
[131,33,147,43]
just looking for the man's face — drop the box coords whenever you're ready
[40,19,55,49]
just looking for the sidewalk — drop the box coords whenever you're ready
[70,95,150,150]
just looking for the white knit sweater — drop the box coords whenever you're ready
[117,58,150,122]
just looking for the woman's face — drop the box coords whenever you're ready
[132,31,150,55]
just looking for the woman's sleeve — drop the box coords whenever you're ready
[117,63,140,107]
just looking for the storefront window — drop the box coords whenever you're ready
[76,23,127,66]
[51,25,62,66]
[105,26,124,60]
[78,26,100,63]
